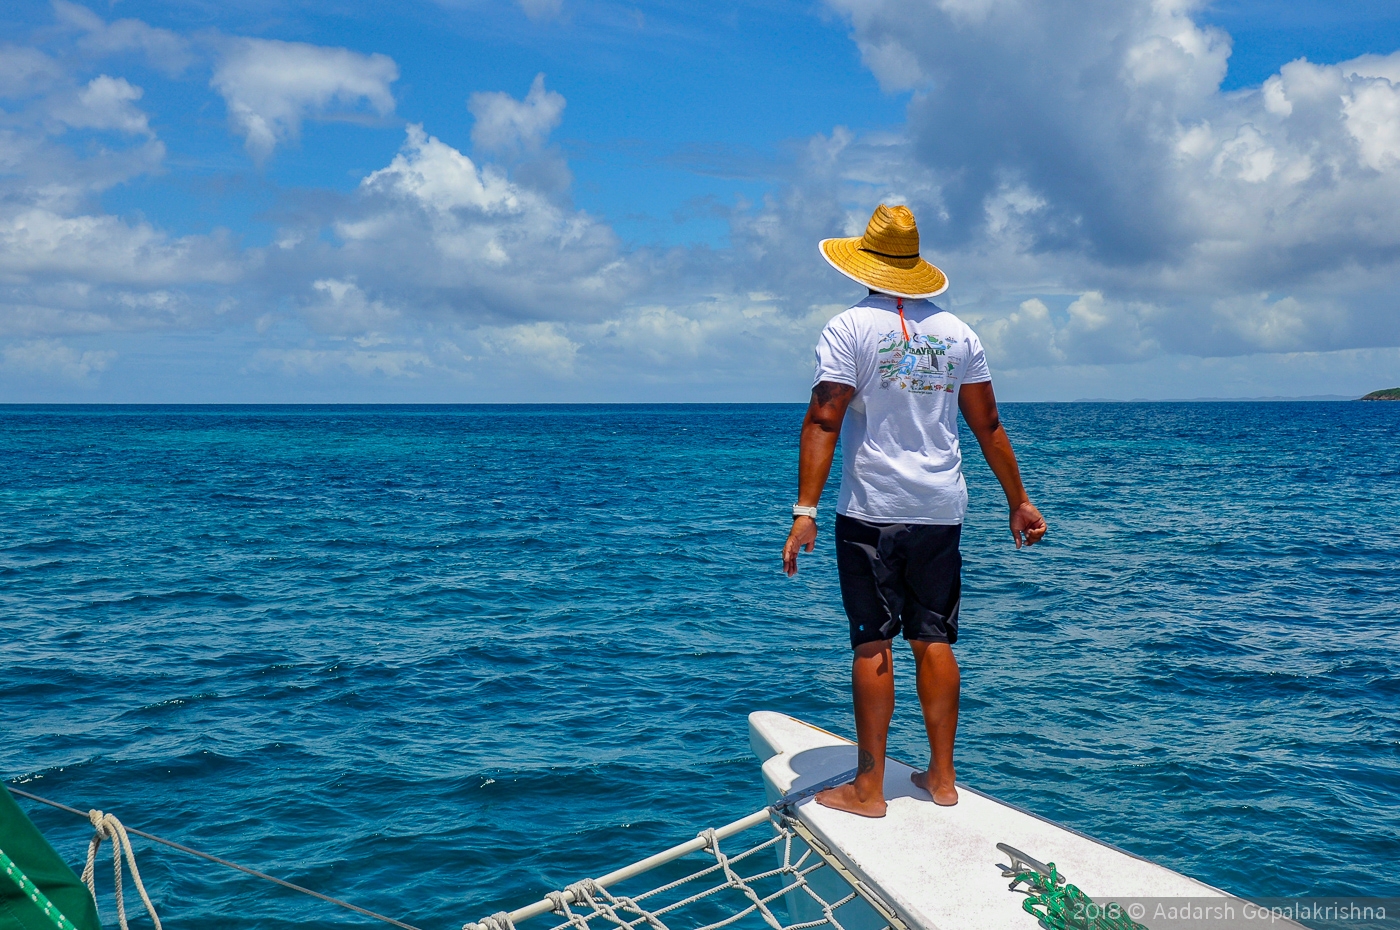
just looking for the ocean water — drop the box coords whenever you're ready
[2,402,1398,930]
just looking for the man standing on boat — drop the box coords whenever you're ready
[782,204,1047,818]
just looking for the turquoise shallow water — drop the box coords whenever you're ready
[2,403,1398,929]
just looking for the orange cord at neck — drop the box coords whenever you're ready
[897,297,911,344]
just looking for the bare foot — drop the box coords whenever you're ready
[910,770,959,806]
[815,782,888,818]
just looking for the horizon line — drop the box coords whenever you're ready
[0,396,1379,407]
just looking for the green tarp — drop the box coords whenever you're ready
[0,788,101,930]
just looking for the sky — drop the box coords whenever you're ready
[2,0,1400,402]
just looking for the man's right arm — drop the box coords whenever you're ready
[783,380,855,576]
[958,380,1047,548]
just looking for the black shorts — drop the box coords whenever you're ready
[835,513,962,649]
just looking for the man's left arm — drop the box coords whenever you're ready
[958,381,1047,549]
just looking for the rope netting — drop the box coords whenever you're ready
[466,809,901,930]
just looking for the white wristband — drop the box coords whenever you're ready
[792,504,818,520]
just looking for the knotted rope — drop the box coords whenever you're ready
[471,910,519,930]
[1009,861,1146,930]
[81,809,163,930]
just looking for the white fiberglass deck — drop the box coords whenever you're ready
[750,711,1263,930]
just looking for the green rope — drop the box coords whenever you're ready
[0,845,82,930]
[1012,862,1147,930]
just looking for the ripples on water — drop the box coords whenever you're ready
[1,403,1397,929]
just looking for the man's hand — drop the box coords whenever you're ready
[1010,501,1047,549]
[783,516,818,576]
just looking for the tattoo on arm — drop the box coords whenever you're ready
[858,749,875,774]
[813,381,856,407]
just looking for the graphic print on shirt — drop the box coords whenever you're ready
[877,331,958,393]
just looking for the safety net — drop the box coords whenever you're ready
[463,806,904,930]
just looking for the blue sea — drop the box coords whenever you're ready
[2,403,1398,929]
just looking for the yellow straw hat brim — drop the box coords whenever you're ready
[820,237,948,299]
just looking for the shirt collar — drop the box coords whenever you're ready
[856,294,937,312]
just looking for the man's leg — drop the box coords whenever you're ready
[909,639,959,806]
[816,639,895,817]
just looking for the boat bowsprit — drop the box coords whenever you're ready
[465,712,1307,930]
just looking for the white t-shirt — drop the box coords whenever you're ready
[813,294,992,525]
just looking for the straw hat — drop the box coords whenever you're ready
[820,204,948,299]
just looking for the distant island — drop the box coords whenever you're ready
[1360,388,1400,401]
[1073,394,1357,402]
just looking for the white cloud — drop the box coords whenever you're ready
[1343,76,1400,171]
[0,208,235,286]
[807,0,1400,365]
[0,198,239,343]
[1204,293,1320,353]
[52,2,193,75]
[327,123,627,322]
[252,346,434,378]
[478,321,580,373]
[517,0,564,22]
[979,298,1063,367]
[52,75,153,135]
[0,46,64,97]
[0,31,225,347]
[469,74,566,156]
[302,278,400,335]
[0,69,166,198]
[211,38,398,162]
[467,74,571,193]
[0,12,172,196]
[2,339,113,379]
[976,292,1159,370]
[361,124,520,215]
